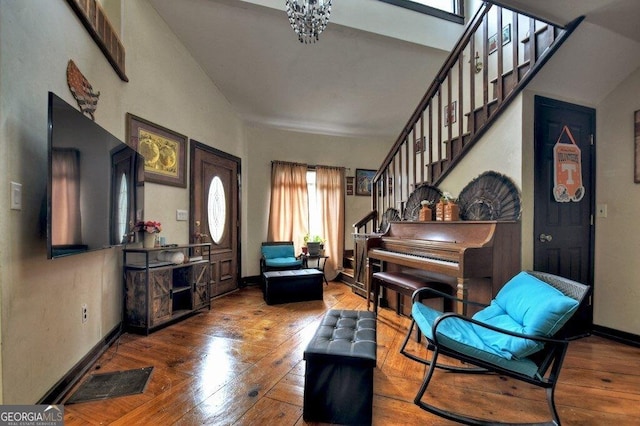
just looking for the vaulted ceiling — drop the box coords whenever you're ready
[149,0,640,139]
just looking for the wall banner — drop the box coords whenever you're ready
[553,125,584,202]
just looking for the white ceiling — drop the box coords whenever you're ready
[148,0,640,139]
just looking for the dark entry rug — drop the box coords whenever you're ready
[66,366,154,404]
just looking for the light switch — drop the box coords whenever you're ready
[176,209,189,221]
[10,181,22,210]
[596,204,607,218]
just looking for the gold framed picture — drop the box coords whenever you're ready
[126,113,188,187]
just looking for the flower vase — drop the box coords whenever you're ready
[143,233,157,248]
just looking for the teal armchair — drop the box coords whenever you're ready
[260,241,303,274]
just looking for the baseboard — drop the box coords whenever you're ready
[242,275,262,287]
[39,323,122,404]
[592,324,640,348]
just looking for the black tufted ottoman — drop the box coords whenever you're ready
[303,309,377,425]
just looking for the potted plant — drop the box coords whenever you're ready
[304,234,325,256]
[133,220,162,248]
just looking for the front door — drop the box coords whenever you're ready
[190,141,240,298]
[534,96,594,336]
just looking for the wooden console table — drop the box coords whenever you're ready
[123,243,211,334]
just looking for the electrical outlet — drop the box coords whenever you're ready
[176,209,188,221]
[82,304,88,323]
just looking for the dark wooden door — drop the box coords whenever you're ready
[534,96,594,336]
[190,141,241,298]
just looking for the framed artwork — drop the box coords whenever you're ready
[355,169,376,196]
[488,24,511,54]
[635,110,640,183]
[346,176,355,196]
[126,113,188,187]
[444,101,457,127]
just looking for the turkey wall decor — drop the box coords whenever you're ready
[67,60,100,120]
[126,114,187,187]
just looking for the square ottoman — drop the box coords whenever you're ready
[303,310,377,425]
[262,269,324,305]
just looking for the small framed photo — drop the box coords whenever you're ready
[355,169,376,196]
[444,101,457,127]
[635,110,640,183]
[126,114,188,187]
[346,176,355,195]
[489,24,511,54]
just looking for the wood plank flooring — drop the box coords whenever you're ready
[63,282,640,425]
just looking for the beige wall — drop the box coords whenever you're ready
[0,0,244,403]
[244,125,390,277]
[594,67,640,334]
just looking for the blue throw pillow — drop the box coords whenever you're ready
[470,272,579,359]
[494,271,579,337]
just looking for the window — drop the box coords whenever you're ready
[306,170,322,239]
[207,176,226,244]
[377,0,464,22]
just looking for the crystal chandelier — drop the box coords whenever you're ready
[285,0,332,44]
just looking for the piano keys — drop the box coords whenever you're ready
[366,221,521,315]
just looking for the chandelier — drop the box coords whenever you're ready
[285,0,332,44]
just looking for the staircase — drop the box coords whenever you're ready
[343,2,583,295]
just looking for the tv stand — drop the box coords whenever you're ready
[123,243,211,334]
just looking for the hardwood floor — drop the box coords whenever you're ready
[63,282,640,425]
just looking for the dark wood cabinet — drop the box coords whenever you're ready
[123,244,211,334]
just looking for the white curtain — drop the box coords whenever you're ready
[51,148,82,245]
[316,166,345,280]
[267,161,309,251]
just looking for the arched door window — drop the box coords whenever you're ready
[207,176,226,244]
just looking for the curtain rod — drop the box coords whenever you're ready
[271,160,350,171]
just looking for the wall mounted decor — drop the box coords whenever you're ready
[346,176,354,195]
[66,60,100,120]
[488,24,511,54]
[65,0,127,81]
[635,110,640,183]
[126,114,187,187]
[355,169,376,196]
[444,101,457,127]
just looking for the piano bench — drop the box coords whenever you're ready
[372,271,453,315]
[303,310,377,425]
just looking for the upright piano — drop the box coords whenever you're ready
[366,221,521,314]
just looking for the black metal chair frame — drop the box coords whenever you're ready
[400,271,590,425]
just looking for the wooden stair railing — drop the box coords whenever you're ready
[371,2,583,218]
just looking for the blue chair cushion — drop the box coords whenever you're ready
[412,303,538,376]
[264,257,302,268]
[412,271,579,361]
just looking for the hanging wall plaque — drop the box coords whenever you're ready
[553,125,584,202]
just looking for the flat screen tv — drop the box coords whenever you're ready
[47,92,144,259]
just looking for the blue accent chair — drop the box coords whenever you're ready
[400,271,590,425]
[260,241,303,274]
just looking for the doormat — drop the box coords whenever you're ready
[66,366,154,404]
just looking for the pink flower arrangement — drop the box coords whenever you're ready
[134,220,162,234]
